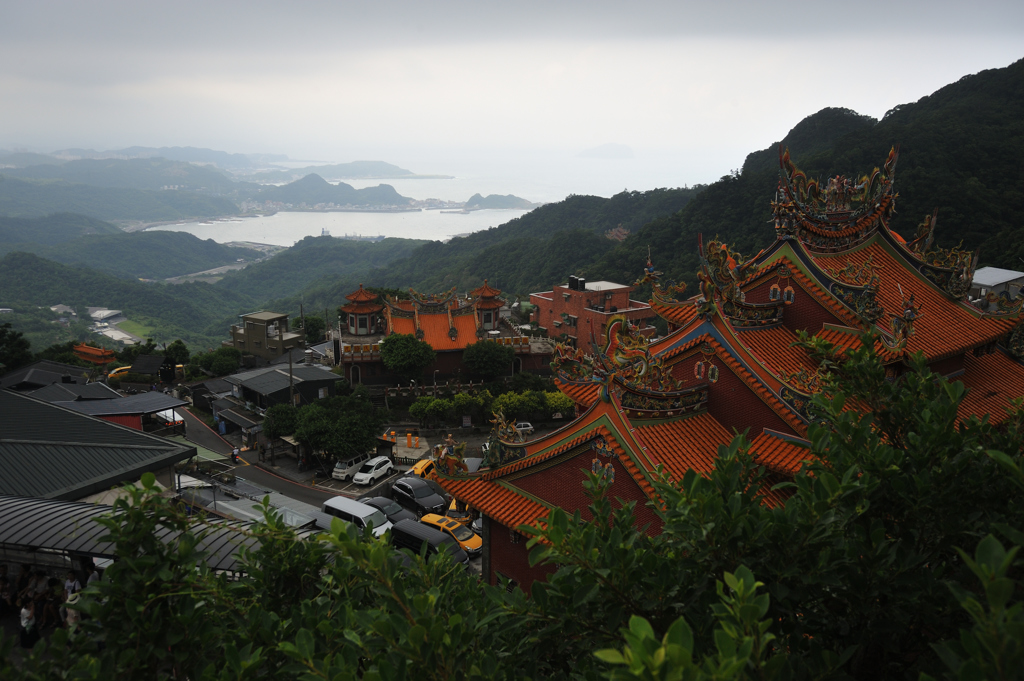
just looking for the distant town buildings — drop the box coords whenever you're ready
[529,277,655,347]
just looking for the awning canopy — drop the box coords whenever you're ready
[220,408,259,429]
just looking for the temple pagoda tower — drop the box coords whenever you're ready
[434,147,1024,592]
[471,280,504,331]
[339,284,384,336]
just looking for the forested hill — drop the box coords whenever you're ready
[215,235,428,302]
[0,176,239,222]
[0,251,256,347]
[0,213,122,245]
[2,157,241,193]
[0,230,261,280]
[593,57,1024,291]
[256,174,412,207]
[372,186,703,296]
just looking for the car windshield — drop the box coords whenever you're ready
[413,484,435,499]
[365,510,387,528]
[450,524,474,541]
[358,462,374,474]
[384,501,402,515]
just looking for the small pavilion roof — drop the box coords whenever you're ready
[345,284,381,303]
[471,279,502,299]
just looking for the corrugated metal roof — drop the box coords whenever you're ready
[129,355,169,375]
[240,366,335,395]
[53,391,187,416]
[0,361,93,390]
[26,382,120,403]
[0,495,265,571]
[0,391,195,500]
[220,409,259,428]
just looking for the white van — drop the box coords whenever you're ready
[321,496,393,538]
[332,451,372,481]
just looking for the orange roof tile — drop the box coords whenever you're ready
[345,284,379,303]
[813,326,902,363]
[635,413,733,478]
[813,242,1016,360]
[471,279,502,298]
[736,325,817,377]
[441,478,551,531]
[650,300,699,327]
[340,301,384,314]
[749,431,815,475]
[554,378,601,407]
[957,350,1024,424]
[388,311,478,351]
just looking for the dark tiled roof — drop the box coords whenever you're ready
[220,409,259,428]
[240,366,336,395]
[0,391,195,500]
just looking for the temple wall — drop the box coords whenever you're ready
[487,518,554,594]
[512,451,662,532]
[744,279,844,334]
[669,354,798,437]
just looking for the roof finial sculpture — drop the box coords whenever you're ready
[635,246,687,303]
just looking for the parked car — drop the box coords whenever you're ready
[352,456,394,486]
[392,476,447,517]
[357,495,417,524]
[446,498,472,526]
[514,422,534,436]
[332,451,372,481]
[420,513,482,557]
[409,458,436,479]
[472,516,483,535]
[390,519,469,567]
[321,497,392,538]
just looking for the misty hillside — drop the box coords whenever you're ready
[250,160,425,183]
[0,176,239,222]
[0,213,122,245]
[3,157,241,193]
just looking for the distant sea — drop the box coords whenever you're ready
[152,151,704,246]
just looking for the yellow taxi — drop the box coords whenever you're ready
[446,498,472,526]
[409,458,436,480]
[419,513,482,557]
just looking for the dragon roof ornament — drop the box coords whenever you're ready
[698,234,756,306]
[635,247,688,305]
[550,314,686,404]
[878,284,924,353]
[904,209,981,301]
[775,147,899,253]
[408,286,459,309]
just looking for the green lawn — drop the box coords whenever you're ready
[116,319,155,338]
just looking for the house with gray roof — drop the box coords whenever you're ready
[0,390,196,500]
[224,365,340,409]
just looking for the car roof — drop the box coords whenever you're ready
[365,455,390,465]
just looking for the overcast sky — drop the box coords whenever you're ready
[1,1,1021,186]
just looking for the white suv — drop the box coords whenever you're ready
[352,456,394,486]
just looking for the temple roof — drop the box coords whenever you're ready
[957,349,1024,424]
[471,279,502,299]
[388,310,479,351]
[341,285,384,314]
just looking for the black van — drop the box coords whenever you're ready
[390,519,469,567]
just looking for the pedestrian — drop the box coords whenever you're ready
[63,570,81,602]
[19,598,39,649]
[232,446,240,464]
[86,561,101,587]
[64,591,82,638]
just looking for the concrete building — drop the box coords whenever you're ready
[530,277,656,348]
[226,311,305,361]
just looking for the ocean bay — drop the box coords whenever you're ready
[152,208,531,246]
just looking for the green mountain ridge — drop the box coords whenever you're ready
[257,173,412,207]
[0,175,239,222]
[4,157,241,193]
[0,213,122,244]
[465,193,537,209]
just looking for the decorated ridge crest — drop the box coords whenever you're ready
[635,247,688,304]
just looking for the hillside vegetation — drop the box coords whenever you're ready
[256,173,412,206]
[0,252,256,348]
[594,57,1024,290]
[0,213,122,245]
[0,230,261,280]
[0,176,239,222]
[3,157,241,193]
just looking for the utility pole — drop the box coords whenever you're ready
[300,302,305,340]
[288,349,295,406]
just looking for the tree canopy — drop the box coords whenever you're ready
[462,341,515,381]
[379,333,436,382]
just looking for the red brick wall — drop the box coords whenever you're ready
[744,279,844,334]
[511,451,663,532]
[670,354,797,436]
[488,520,554,594]
[531,285,654,345]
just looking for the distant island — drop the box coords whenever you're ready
[464,193,540,210]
